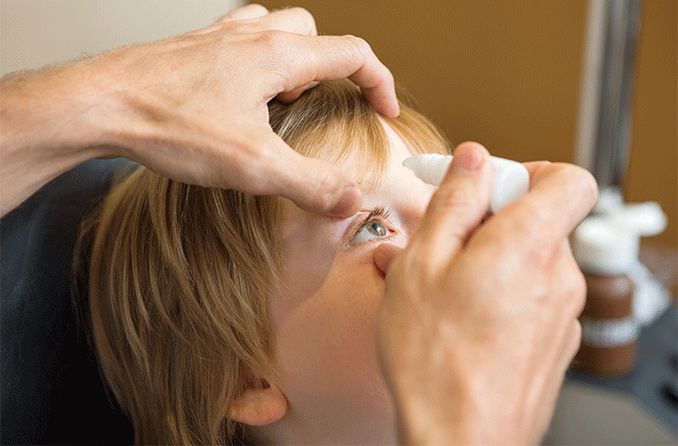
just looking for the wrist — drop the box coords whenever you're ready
[1,60,120,159]
[387,366,470,444]
[387,366,526,445]
[0,60,121,215]
[393,390,476,445]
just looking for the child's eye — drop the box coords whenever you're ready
[350,219,390,245]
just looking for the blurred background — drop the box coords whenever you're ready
[1,0,676,444]
[2,0,674,293]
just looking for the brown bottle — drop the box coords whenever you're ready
[571,217,640,376]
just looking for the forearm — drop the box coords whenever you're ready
[0,60,120,217]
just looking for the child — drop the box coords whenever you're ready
[81,79,449,444]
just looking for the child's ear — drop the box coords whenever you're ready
[227,382,288,426]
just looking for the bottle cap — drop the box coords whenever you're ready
[608,201,667,237]
[402,153,449,185]
[572,216,640,275]
[594,187,624,214]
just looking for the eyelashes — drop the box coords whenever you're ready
[346,205,394,247]
[361,205,392,225]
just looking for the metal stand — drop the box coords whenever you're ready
[575,0,642,192]
[570,1,677,437]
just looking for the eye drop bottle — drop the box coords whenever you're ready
[402,153,529,213]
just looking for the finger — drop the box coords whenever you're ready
[250,129,363,217]
[276,81,319,103]
[523,160,551,178]
[483,163,598,253]
[409,142,493,269]
[373,243,404,276]
[272,34,399,117]
[191,4,269,35]
[254,7,318,36]
[220,3,269,22]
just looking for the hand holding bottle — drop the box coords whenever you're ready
[375,142,598,445]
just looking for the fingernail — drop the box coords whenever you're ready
[328,185,363,218]
[453,144,484,171]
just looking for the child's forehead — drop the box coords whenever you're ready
[349,122,420,189]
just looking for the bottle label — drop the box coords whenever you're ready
[580,316,639,347]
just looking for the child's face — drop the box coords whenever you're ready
[262,122,438,444]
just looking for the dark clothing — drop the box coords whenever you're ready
[1,159,134,444]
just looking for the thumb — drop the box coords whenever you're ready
[261,131,363,217]
[409,142,493,269]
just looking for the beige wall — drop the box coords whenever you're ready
[261,0,676,291]
[0,0,243,75]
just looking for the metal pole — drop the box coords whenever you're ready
[575,0,642,193]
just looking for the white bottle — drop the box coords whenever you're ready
[402,153,530,213]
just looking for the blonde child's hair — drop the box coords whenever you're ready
[77,80,449,444]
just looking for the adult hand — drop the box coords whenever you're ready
[375,143,598,445]
[0,4,398,217]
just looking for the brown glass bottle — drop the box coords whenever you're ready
[571,217,640,377]
[574,272,637,376]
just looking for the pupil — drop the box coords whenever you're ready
[370,222,385,236]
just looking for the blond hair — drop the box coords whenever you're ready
[77,80,449,444]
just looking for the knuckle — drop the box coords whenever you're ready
[289,7,316,32]
[215,12,233,25]
[312,169,342,211]
[430,184,477,215]
[227,18,258,32]
[568,269,587,315]
[253,29,288,54]
[248,3,269,15]
[554,163,599,209]
[576,167,599,208]
[250,30,292,84]
[344,34,371,55]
